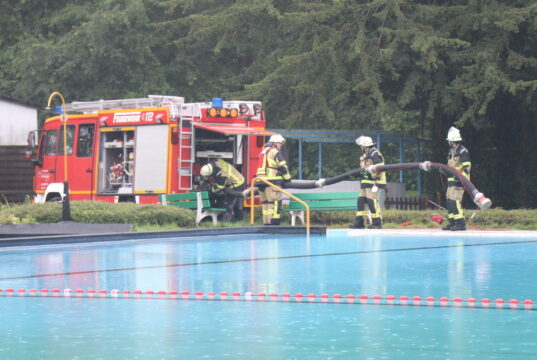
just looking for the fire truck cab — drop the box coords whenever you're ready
[27,95,274,203]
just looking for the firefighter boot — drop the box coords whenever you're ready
[349,216,365,229]
[442,219,455,231]
[368,217,383,229]
[451,218,466,231]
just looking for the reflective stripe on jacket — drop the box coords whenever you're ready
[256,147,291,181]
[447,144,471,186]
[359,147,386,186]
[211,159,244,192]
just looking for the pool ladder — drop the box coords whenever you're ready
[250,177,310,236]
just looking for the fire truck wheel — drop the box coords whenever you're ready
[47,195,62,203]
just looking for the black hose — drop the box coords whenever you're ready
[283,180,319,189]
[280,161,492,210]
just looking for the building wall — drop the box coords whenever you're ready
[0,146,34,203]
[0,99,38,145]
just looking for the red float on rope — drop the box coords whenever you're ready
[2,287,533,311]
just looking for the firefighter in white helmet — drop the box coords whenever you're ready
[350,136,386,229]
[255,134,291,225]
[443,126,471,231]
[200,159,245,222]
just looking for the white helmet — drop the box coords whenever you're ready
[269,134,286,144]
[200,163,213,177]
[446,126,462,141]
[355,136,375,147]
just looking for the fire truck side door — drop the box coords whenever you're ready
[134,125,168,193]
[35,129,59,192]
[69,123,96,200]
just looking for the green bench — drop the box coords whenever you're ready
[284,192,359,226]
[159,191,226,225]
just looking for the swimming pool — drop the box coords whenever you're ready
[1,229,536,359]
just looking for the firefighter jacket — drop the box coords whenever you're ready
[256,147,291,182]
[447,144,471,187]
[359,147,386,188]
[210,159,245,194]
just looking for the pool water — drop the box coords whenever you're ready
[1,230,536,359]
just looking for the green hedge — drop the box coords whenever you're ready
[1,202,536,230]
[0,201,195,228]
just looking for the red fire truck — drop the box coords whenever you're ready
[27,95,274,203]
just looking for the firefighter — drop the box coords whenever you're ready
[442,127,471,231]
[200,159,245,222]
[350,136,386,229]
[255,134,291,225]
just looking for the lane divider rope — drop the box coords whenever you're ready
[0,288,533,310]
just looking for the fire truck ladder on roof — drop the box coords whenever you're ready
[64,95,185,114]
[178,114,195,191]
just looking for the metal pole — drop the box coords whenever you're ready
[399,139,404,183]
[298,138,303,180]
[417,141,422,198]
[47,92,71,221]
[318,143,322,179]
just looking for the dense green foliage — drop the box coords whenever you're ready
[0,201,195,228]
[1,0,536,208]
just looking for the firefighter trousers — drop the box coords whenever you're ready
[355,187,382,223]
[446,186,465,220]
[259,186,283,225]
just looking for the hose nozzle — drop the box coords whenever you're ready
[366,165,377,174]
[315,178,326,188]
[419,161,432,172]
[474,193,492,210]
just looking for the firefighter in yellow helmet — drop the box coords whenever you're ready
[350,136,386,229]
[200,159,245,222]
[443,127,470,231]
[255,134,291,225]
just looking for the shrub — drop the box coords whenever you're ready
[0,201,195,228]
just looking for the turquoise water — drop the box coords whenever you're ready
[1,230,536,359]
